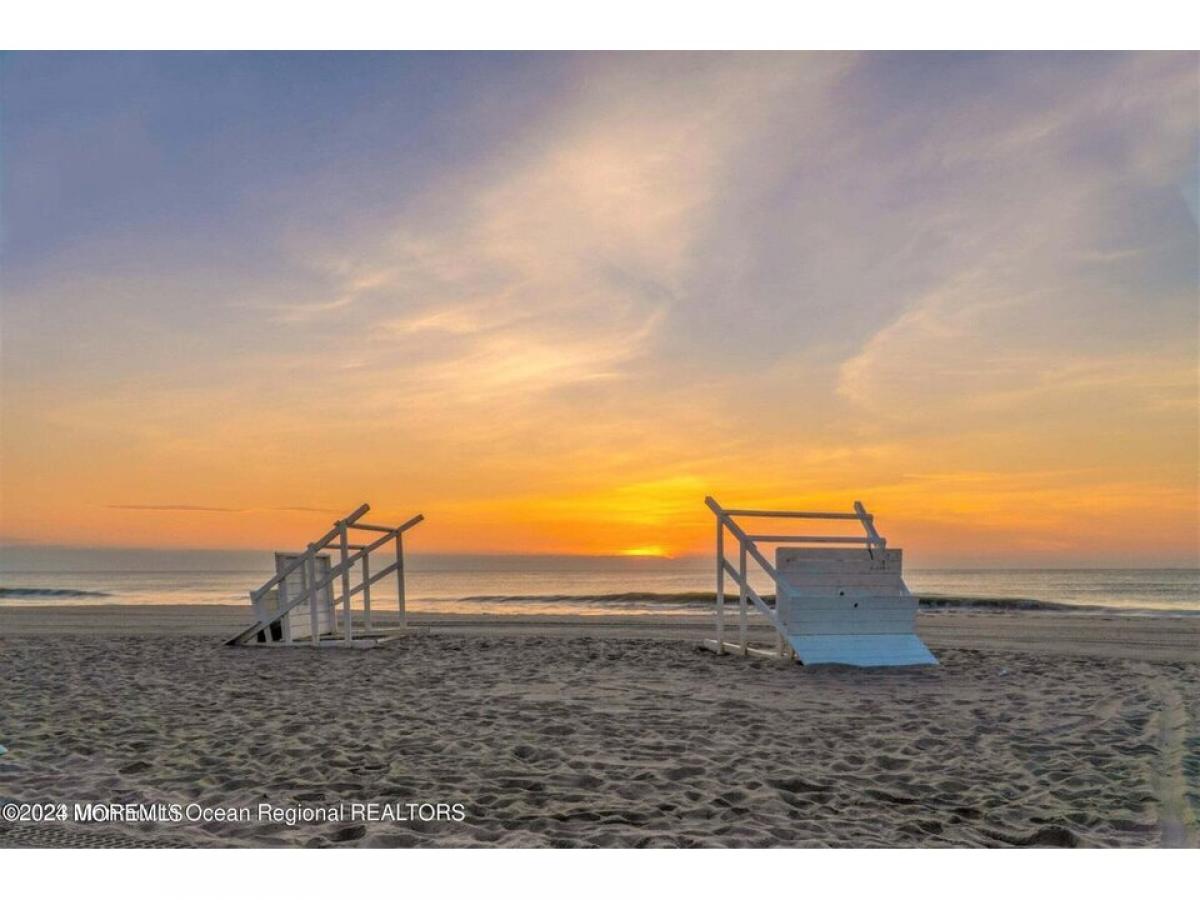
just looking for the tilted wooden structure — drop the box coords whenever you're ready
[702,496,936,666]
[226,504,425,648]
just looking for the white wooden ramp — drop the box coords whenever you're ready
[785,634,935,666]
[702,497,937,667]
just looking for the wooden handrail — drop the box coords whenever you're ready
[722,509,870,520]
[745,534,882,545]
[349,514,424,534]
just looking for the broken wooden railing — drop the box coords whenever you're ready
[226,503,423,647]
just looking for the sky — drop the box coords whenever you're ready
[1,52,1197,566]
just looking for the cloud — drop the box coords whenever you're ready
[105,504,245,512]
[264,294,356,324]
[833,53,1198,433]
[105,504,342,514]
[244,63,763,410]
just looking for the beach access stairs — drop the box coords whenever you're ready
[703,496,937,666]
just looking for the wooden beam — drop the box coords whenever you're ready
[854,500,886,554]
[345,558,401,598]
[246,629,428,650]
[339,521,352,643]
[304,552,319,646]
[722,509,868,520]
[361,550,372,634]
[279,562,292,644]
[699,639,791,661]
[744,534,880,544]
[348,514,424,535]
[738,541,748,654]
[395,532,406,628]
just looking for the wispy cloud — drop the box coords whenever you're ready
[105,504,246,512]
[105,504,342,514]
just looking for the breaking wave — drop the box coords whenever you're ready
[0,587,114,599]
[447,591,1092,613]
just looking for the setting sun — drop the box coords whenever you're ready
[620,546,672,558]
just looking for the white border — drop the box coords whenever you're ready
[3,848,1198,897]
[1,1,1198,50]
[3,6,1196,889]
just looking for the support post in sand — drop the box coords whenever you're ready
[361,551,372,634]
[738,540,748,655]
[395,531,406,629]
[715,518,725,654]
[304,552,319,647]
[339,520,352,644]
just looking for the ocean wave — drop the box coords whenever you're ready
[451,592,716,607]
[449,591,1079,611]
[0,587,113,599]
[913,593,1079,612]
[444,591,1198,615]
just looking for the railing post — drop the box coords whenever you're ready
[249,590,263,644]
[279,565,292,644]
[854,500,885,557]
[304,551,319,646]
[715,518,725,654]
[738,540,748,655]
[361,551,372,634]
[339,521,352,644]
[395,532,406,629]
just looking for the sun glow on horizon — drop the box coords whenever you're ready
[619,546,673,559]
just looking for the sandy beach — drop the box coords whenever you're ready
[0,605,1196,848]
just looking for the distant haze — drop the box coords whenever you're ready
[0,545,709,574]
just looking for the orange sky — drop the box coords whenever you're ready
[2,53,1197,566]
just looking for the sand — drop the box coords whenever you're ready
[0,605,1197,848]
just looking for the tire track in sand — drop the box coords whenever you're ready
[1144,670,1197,848]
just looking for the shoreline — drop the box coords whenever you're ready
[3,591,1199,619]
[2,602,1198,663]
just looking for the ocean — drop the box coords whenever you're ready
[1,548,1197,616]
